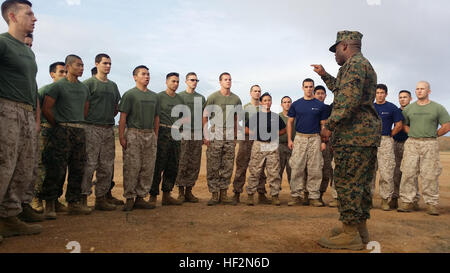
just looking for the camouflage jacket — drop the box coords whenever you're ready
[321,52,381,147]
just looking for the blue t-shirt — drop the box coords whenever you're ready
[288,98,328,134]
[393,108,408,142]
[374,101,404,136]
[324,104,332,119]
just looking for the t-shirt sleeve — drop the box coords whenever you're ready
[155,96,161,116]
[438,105,450,125]
[279,115,286,130]
[320,104,329,121]
[46,83,60,100]
[402,107,410,125]
[287,102,296,118]
[118,93,131,114]
[114,83,121,103]
[393,106,404,123]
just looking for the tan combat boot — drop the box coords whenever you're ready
[18,203,44,223]
[207,192,219,206]
[95,196,117,211]
[426,204,439,216]
[106,190,125,206]
[303,192,310,206]
[287,196,302,206]
[31,197,43,214]
[0,216,42,238]
[219,189,232,205]
[397,201,413,212]
[55,200,68,213]
[413,201,420,211]
[185,187,199,203]
[389,197,398,209]
[258,193,272,205]
[330,220,370,244]
[247,194,255,206]
[177,186,185,203]
[272,195,281,206]
[319,192,326,206]
[162,192,182,206]
[231,193,240,206]
[134,196,156,210]
[149,195,157,207]
[318,223,364,250]
[122,198,134,212]
[381,199,391,211]
[310,199,325,207]
[44,200,57,220]
[328,198,338,207]
[68,201,92,215]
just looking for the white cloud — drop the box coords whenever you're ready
[66,0,81,6]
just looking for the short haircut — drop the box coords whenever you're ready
[91,67,97,76]
[132,65,149,76]
[259,92,272,102]
[1,0,32,24]
[219,72,231,81]
[281,96,292,103]
[95,53,110,64]
[250,85,260,91]
[376,84,388,94]
[65,54,82,66]
[166,72,179,80]
[49,61,65,74]
[399,90,411,97]
[314,85,326,95]
[185,72,197,79]
[302,78,314,86]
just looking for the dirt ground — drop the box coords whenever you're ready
[1,141,449,253]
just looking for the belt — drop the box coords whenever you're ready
[296,132,319,138]
[40,123,51,128]
[127,128,154,133]
[381,135,392,138]
[0,97,34,112]
[159,123,180,130]
[410,137,437,141]
[59,123,85,129]
[91,124,114,129]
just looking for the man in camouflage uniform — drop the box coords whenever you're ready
[203,72,242,206]
[81,53,121,211]
[232,85,269,205]
[175,72,205,203]
[312,30,381,250]
[149,73,184,206]
[398,81,450,216]
[278,96,295,188]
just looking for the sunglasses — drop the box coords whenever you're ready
[188,79,200,82]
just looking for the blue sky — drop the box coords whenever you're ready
[1,0,449,115]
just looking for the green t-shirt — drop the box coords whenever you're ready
[46,78,90,123]
[279,112,296,143]
[403,101,450,138]
[118,87,160,129]
[157,91,185,126]
[178,90,206,131]
[83,77,121,125]
[204,90,242,128]
[38,83,53,124]
[0,32,38,108]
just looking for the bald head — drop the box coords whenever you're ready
[417,81,431,90]
[415,81,431,101]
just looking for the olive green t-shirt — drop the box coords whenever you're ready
[157,91,185,126]
[403,101,450,138]
[83,77,121,125]
[204,90,242,128]
[118,87,160,129]
[0,32,38,108]
[46,78,90,123]
[279,112,296,143]
[178,90,206,131]
[38,83,53,124]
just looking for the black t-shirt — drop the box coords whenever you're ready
[246,111,286,142]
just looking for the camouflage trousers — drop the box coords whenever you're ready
[40,125,86,203]
[0,100,37,217]
[175,132,203,188]
[394,140,420,201]
[206,139,236,193]
[150,127,180,196]
[319,141,334,193]
[400,138,441,206]
[370,136,396,200]
[123,128,157,199]
[246,141,281,196]
[81,125,115,198]
[333,146,377,225]
[233,139,266,194]
[278,143,292,183]
[289,134,323,200]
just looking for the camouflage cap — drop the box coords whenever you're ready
[329,30,363,53]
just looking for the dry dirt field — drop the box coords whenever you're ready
[1,140,449,253]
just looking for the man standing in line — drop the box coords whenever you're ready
[371,84,403,211]
[175,72,205,203]
[149,73,184,206]
[313,85,338,207]
[278,96,295,190]
[287,78,328,207]
[232,85,269,205]
[31,62,67,215]
[203,72,242,206]
[81,53,121,211]
[312,30,381,250]
[398,81,450,216]
[391,90,419,209]
[41,55,91,218]
[0,0,42,241]
[119,65,159,212]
